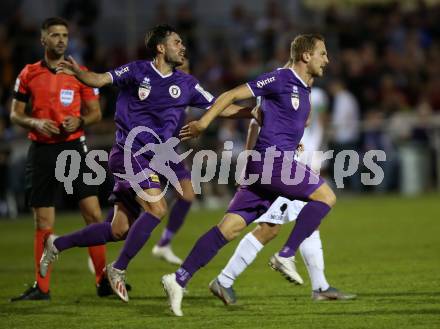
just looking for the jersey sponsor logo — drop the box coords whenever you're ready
[14,78,20,92]
[256,76,276,88]
[169,85,181,98]
[138,76,151,100]
[115,66,129,77]
[195,83,214,102]
[60,89,74,106]
[291,85,299,110]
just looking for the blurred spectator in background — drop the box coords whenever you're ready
[329,79,361,191]
[362,109,397,192]
[301,86,329,173]
[0,117,11,216]
[176,3,198,62]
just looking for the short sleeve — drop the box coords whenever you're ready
[13,66,30,103]
[246,70,282,97]
[80,84,100,101]
[189,77,215,109]
[108,62,136,88]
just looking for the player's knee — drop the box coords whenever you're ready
[138,197,168,219]
[218,215,246,241]
[83,209,102,224]
[220,226,242,241]
[179,188,195,203]
[111,222,129,240]
[311,184,337,208]
[146,201,168,219]
[34,214,53,229]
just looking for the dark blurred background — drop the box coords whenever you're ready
[1,0,440,217]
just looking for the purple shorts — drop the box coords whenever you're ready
[107,144,191,216]
[107,144,161,218]
[227,155,325,225]
[108,143,162,190]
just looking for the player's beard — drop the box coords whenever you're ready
[165,52,184,68]
[47,47,65,60]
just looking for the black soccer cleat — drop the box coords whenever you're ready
[96,276,113,297]
[96,276,132,297]
[10,282,50,302]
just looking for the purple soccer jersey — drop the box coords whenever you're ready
[247,68,311,153]
[108,61,214,153]
[107,61,214,209]
[227,68,324,224]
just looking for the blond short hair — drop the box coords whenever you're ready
[290,34,324,63]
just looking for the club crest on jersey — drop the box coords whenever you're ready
[60,89,74,106]
[138,77,151,101]
[169,85,181,98]
[291,86,300,110]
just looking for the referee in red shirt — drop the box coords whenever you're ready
[10,17,111,301]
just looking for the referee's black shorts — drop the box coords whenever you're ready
[25,137,98,207]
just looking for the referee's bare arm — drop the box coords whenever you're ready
[56,55,112,88]
[81,99,102,126]
[10,99,60,136]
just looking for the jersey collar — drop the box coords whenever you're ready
[150,61,173,78]
[289,68,308,88]
[41,60,57,74]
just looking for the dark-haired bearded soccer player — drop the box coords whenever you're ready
[39,24,253,303]
[163,34,336,316]
[10,17,108,301]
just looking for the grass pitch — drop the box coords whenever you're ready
[0,194,439,329]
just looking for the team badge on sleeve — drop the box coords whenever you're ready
[291,86,300,110]
[60,89,74,106]
[195,83,214,102]
[138,76,151,100]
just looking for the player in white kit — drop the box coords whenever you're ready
[209,87,357,304]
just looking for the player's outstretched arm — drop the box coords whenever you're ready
[179,84,253,141]
[56,56,112,88]
[219,104,255,119]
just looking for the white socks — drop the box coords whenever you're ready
[217,232,263,288]
[217,230,330,291]
[299,230,329,291]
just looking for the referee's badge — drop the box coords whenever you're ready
[60,89,74,106]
